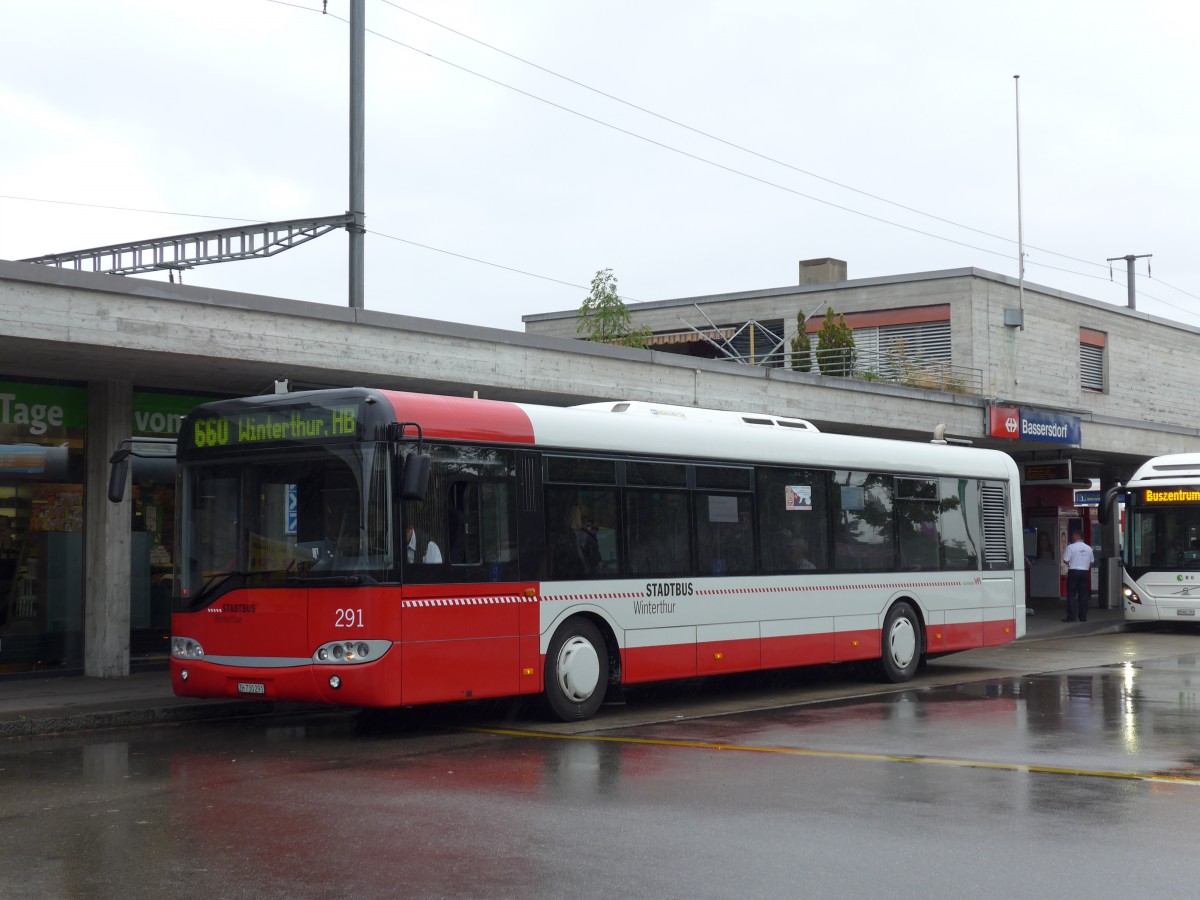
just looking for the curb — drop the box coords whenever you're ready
[0,699,282,739]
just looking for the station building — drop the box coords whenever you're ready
[2,256,1197,679]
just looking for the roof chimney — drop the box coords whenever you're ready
[799,258,847,285]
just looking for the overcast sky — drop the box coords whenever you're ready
[2,1,1197,334]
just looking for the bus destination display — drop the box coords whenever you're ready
[188,404,360,450]
[1141,487,1200,504]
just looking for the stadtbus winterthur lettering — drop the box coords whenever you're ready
[191,406,358,448]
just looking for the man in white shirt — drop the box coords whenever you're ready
[1061,529,1094,622]
[405,525,442,564]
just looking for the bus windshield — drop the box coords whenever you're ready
[1124,497,1200,571]
[176,442,393,609]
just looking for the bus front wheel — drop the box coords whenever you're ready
[879,601,921,683]
[544,617,609,721]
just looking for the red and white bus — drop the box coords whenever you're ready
[147,388,1023,721]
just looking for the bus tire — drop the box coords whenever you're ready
[879,601,921,683]
[544,617,609,722]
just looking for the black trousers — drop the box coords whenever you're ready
[1066,569,1089,620]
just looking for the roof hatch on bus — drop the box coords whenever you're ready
[572,401,818,432]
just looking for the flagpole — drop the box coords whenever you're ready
[1014,75,1025,329]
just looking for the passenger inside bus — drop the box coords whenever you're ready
[547,494,614,579]
[567,504,601,574]
[405,524,442,564]
[789,537,817,570]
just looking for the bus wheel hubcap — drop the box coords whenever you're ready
[889,618,916,669]
[557,637,600,702]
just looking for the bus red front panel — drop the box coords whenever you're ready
[183,588,309,659]
[170,658,318,703]
[171,586,406,706]
[307,586,403,649]
[169,653,404,707]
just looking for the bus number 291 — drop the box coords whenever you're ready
[335,608,364,628]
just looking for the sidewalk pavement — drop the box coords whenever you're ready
[0,595,1126,738]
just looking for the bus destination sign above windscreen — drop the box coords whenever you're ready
[1141,488,1200,504]
[186,403,361,451]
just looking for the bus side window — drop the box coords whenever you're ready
[834,471,895,572]
[446,480,480,565]
[897,478,940,571]
[755,467,830,574]
[939,478,979,570]
[403,445,518,582]
[402,487,444,571]
[694,492,754,576]
[545,487,619,579]
[624,487,691,578]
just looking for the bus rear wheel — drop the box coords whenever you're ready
[544,617,609,721]
[880,601,921,683]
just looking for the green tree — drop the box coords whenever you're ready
[576,269,652,348]
[816,307,855,377]
[790,308,812,372]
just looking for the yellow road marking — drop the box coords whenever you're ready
[465,727,1200,786]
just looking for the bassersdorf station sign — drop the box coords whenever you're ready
[987,405,1081,445]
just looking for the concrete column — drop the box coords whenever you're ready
[1097,465,1122,610]
[84,380,132,677]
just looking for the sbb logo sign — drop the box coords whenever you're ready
[988,405,1021,440]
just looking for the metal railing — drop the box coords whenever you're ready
[697,335,985,396]
[788,347,984,395]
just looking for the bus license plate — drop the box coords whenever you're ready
[237,682,267,694]
[1178,609,1196,617]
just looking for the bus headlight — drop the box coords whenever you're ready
[312,639,390,665]
[1123,586,1142,604]
[172,637,205,659]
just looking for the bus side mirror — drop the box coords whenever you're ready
[392,421,430,501]
[401,453,431,501]
[108,447,131,503]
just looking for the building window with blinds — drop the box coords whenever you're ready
[1080,328,1106,393]
[854,319,952,380]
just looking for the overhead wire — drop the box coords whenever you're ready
[340,2,1195,310]
[378,0,1111,274]
[8,2,1193,322]
[367,228,643,299]
[274,0,1185,308]
[328,10,1021,264]
[374,0,1200,310]
[0,194,261,225]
